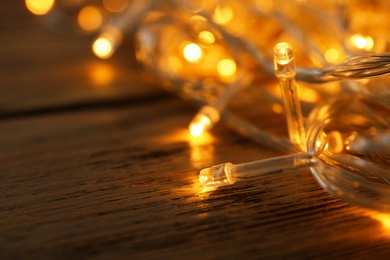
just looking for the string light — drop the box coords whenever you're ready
[183,43,204,63]
[77,6,104,32]
[274,42,306,151]
[217,59,237,77]
[92,0,154,59]
[26,1,390,213]
[189,73,252,137]
[25,0,54,15]
[199,30,215,44]
[200,96,390,212]
[92,34,115,59]
[350,34,374,51]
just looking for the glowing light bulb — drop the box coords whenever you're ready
[189,106,220,137]
[92,36,114,59]
[183,43,203,63]
[325,48,340,63]
[217,59,237,77]
[350,34,374,51]
[213,4,234,24]
[190,122,206,137]
[199,31,215,44]
[25,0,55,15]
[78,6,104,32]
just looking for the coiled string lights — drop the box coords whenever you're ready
[26,0,390,212]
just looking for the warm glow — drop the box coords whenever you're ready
[199,31,215,44]
[78,6,104,32]
[190,122,206,137]
[88,62,115,86]
[183,43,203,63]
[272,103,283,114]
[189,114,212,137]
[325,48,340,63]
[253,0,273,12]
[102,0,128,13]
[217,59,237,77]
[92,37,114,59]
[25,0,55,15]
[167,56,183,73]
[213,4,234,24]
[326,131,344,153]
[350,34,374,51]
[298,85,319,103]
[369,212,390,236]
[188,129,215,173]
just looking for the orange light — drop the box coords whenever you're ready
[88,62,115,86]
[25,0,55,15]
[217,59,236,77]
[272,103,283,114]
[77,6,104,32]
[102,0,128,13]
[369,212,390,236]
[213,4,234,24]
[253,0,273,12]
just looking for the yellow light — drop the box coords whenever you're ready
[324,48,340,63]
[25,0,55,15]
[350,34,374,51]
[190,114,212,137]
[199,31,215,44]
[77,6,104,32]
[183,43,203,63]
[102,0,128,13]
[217,59,237,77]
[298,85,319,103]
[190,122,206,137]
[92,37,113,59]
[213,4,234,24]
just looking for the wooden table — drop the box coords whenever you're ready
[2,2,390,259]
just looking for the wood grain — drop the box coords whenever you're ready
[1,2,390,259]
[1,97,390,258]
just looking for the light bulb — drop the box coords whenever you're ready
[189,106,220,137]
[25,0,55,15]
[274,42,306,151]
[92,35,114,59]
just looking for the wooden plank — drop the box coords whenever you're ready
[1,97,390,258]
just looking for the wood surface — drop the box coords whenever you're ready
[2,2,390,259]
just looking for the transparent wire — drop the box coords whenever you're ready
[200,97,390,212]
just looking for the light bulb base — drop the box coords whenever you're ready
[199,162,236,188]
